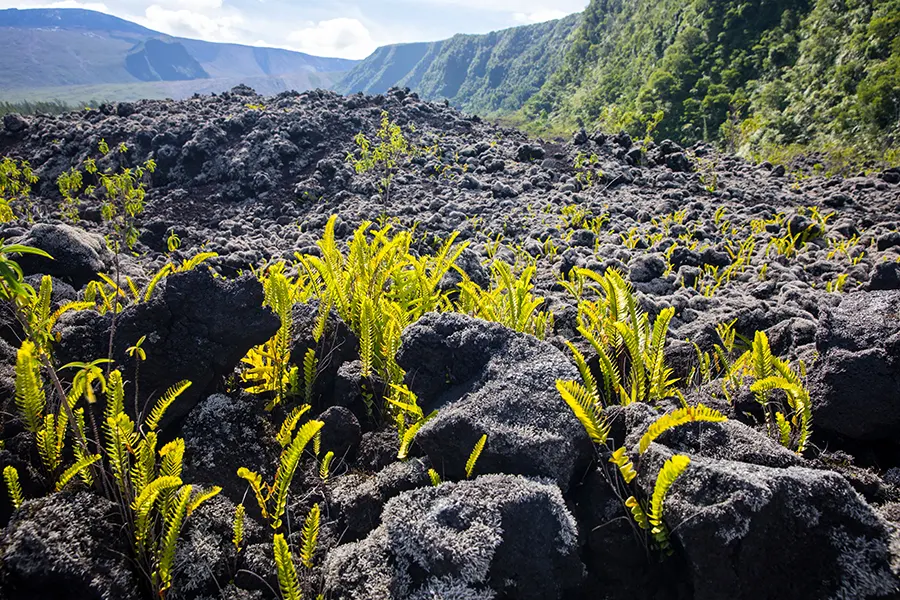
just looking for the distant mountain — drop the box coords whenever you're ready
[336,14,580,115]
[0,8,357,100]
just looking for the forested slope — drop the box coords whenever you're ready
[526,0,899,155]
[338,14,580,115]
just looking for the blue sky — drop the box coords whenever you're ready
[2,0,588,58]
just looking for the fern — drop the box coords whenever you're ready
[273,533,303,600]
[56,453,101,492]
[649,455,691,554]
[300,503,320,568]
[302,348,317,404]
[237,467,270,521]
[132,475,182,554]
[556,379,609,444]
[3,465,24,509]
[609,447,637,483]
[638,403,728,454]
[428,468,442,486]
[271,419,324,529]
[143,263,174,302]
[466,434,487,479]
[319,451,334,482]
[625,495,649,530]
[277,404,312,448]
[233,504,246,552]
[156,485,192,595]
[359,295,377,377]
[397,410,437,460]
[14,340,45,434]
[145,380,191,431]
[187,485,221,516]
[775,412,791,447]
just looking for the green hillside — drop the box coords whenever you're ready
[525,0,899,155]
[337,14,580,115]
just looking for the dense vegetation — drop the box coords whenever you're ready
[525,0,900,158]
[338,14,580,115]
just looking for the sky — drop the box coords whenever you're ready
[1,0,589,59]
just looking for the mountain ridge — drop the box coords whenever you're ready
[0,8,356,100]
[337,14,581,116]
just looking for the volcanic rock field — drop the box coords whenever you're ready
[0,85,899,600]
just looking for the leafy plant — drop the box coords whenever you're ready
[3,465,25,509]
[730,331,812,453]
[296,215,465,393]
[457,262,554,339]
[273,533,303,600]
[346,111,418,204]
[0,157,38,222]
[241,262,306,409]
[637,404,728,454]
[101,370,218,597]
[561,267,679,406]
[465,434,487,479]
[237,415,324,530]
[299,503,320,568]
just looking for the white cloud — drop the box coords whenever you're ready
[48,0,111,10]
[512,9,568,24]
[140,3,243,40]
[286,17,375,59]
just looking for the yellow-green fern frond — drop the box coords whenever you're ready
[233,504,246,552]
[273,533,303,600]
[105,370,125,419]
[397,410,436,460]
[143,263,174,301]
[187,486,221,516]
[775,412,791,447]
[300,503,320,568]
[277,404,312,448]
[237,467,270,520]
[132,475,182,553]
[359,295,376,377]
[556,379,609,444]
[428,468,442,486]
[131,431,157,498]
[3,465,25,509]
[302,348,317,404]
[177,251,218,273]
[565,341,599,399]
[319,451,334,482]
[271,419,324,529]
[14,340,45,434]
[649,455,690,554]
[466,434,487,479]
[625,495,649,530]
[56,454,101,492]
[157,485,192,594]
[145,380,191,431]
[638,404,728,454]
[158,438,185,479]
[609,447,638,483]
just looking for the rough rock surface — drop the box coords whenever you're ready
[396,312,592,490]
[0,492,141,600]
[13,223,111,287]
[323,474,583,600]
[54,269,280,428]
[0,86,898,600]
[810,290,900,441]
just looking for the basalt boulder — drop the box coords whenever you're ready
[55,269,280,430]
[396,312,591,491]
